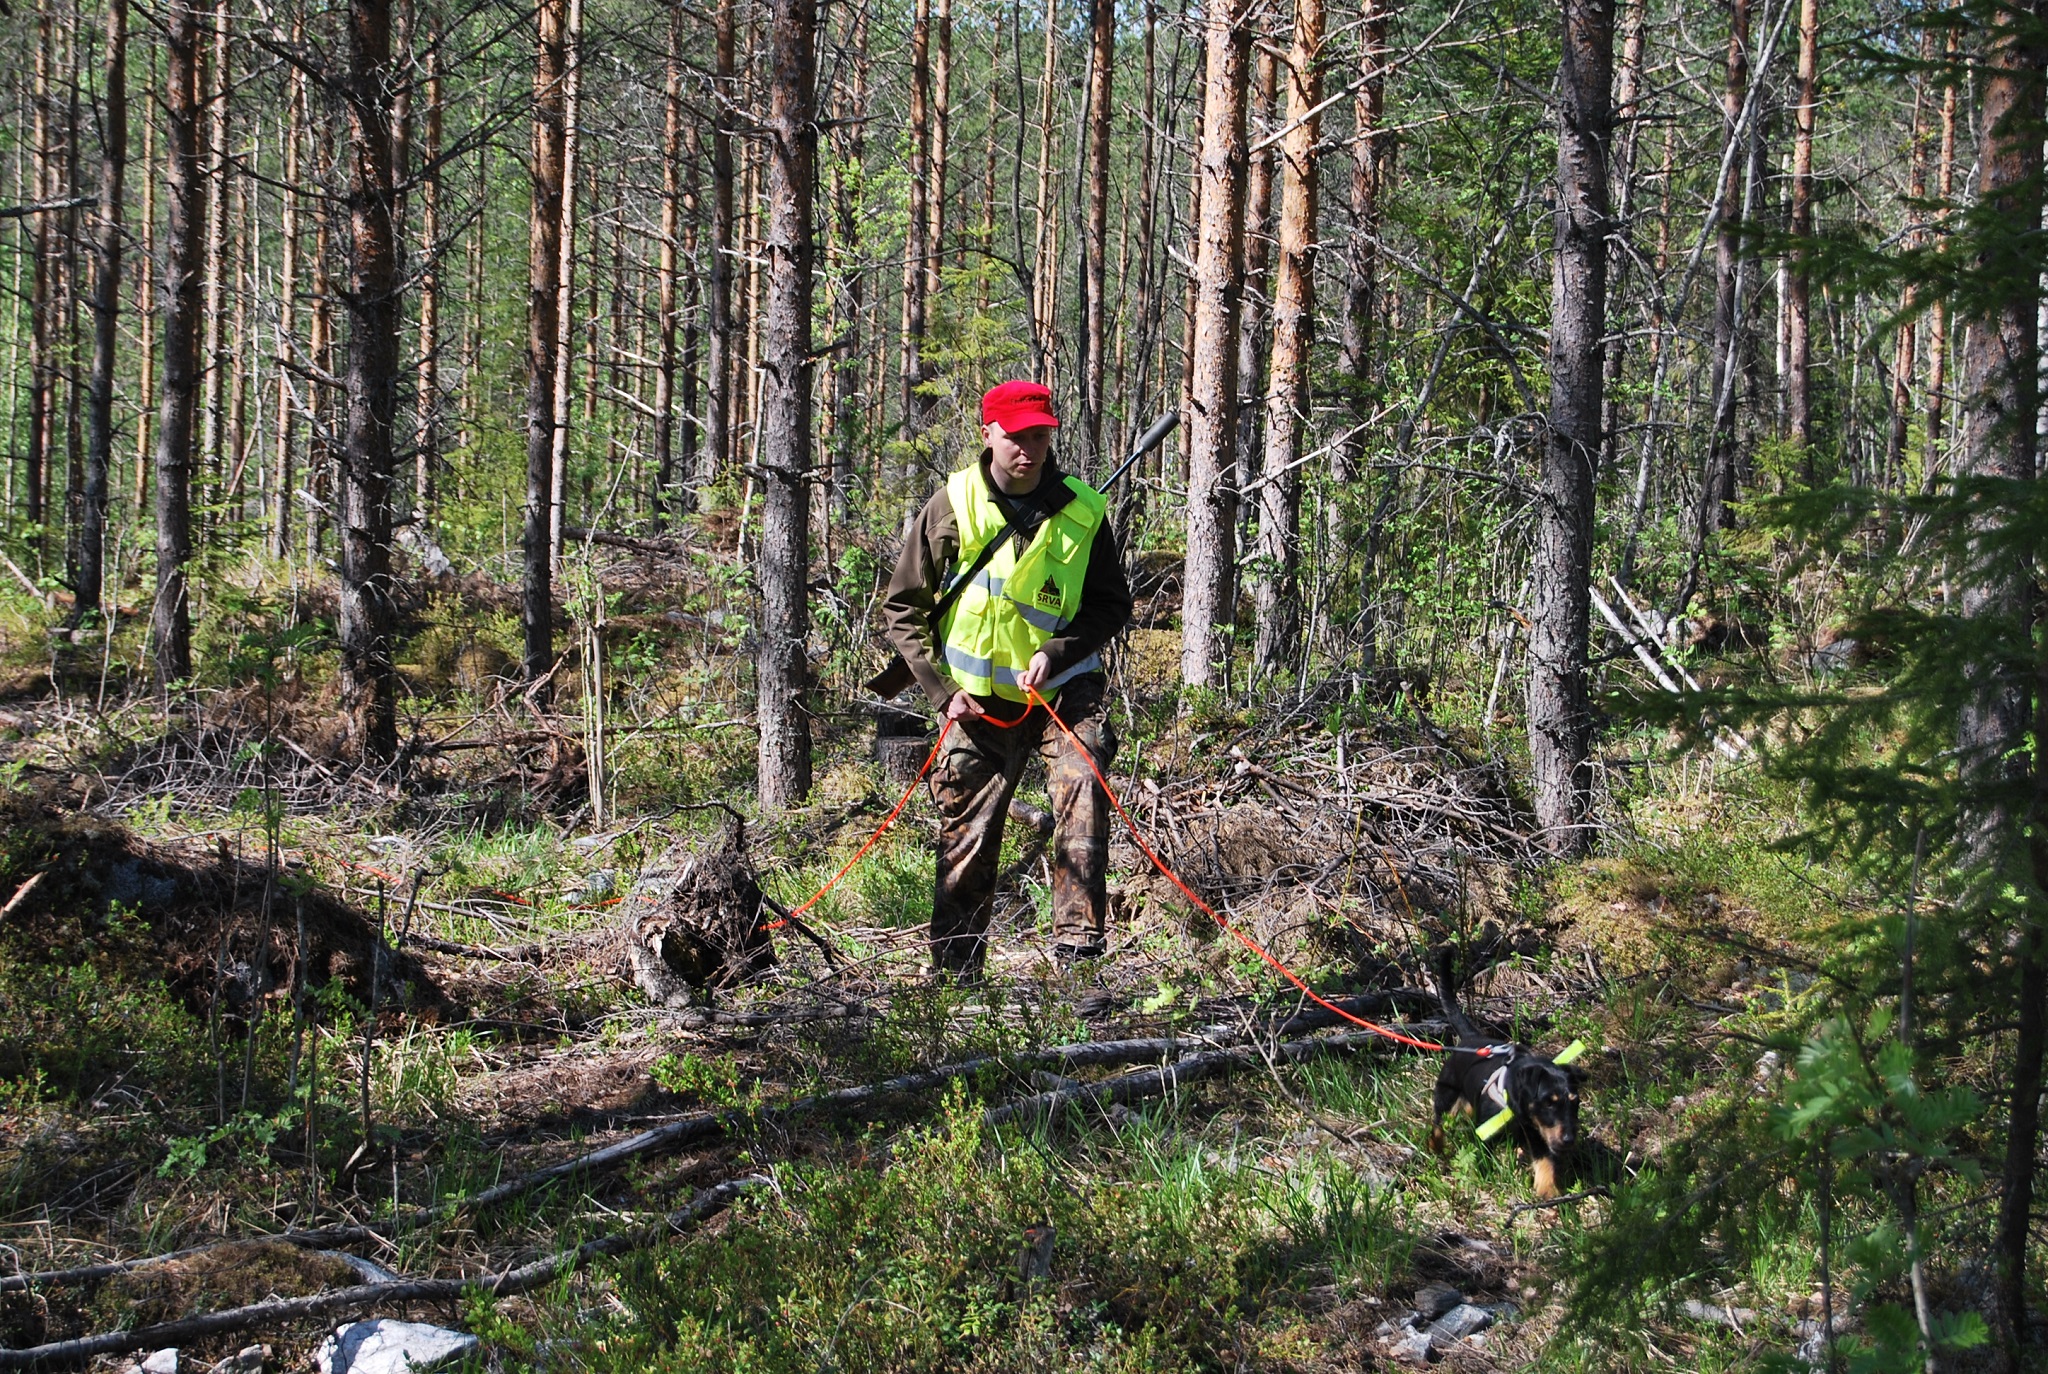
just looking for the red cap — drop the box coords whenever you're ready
[980,379,1060,433]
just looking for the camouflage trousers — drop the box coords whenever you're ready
[926,674,1117,976]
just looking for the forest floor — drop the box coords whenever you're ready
[0,545,1856,1372]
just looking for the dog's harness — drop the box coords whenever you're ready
[1471,1040,1585,1141]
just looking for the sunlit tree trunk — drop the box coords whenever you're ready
[79,0,128,620]
[1180,0,1250,688]
[928,0,952,306]
[1236,49,1277,473]
[26,10,53,535]
[1082,0,1115,459]
[653,3,684,523]
[1253,0,1321,672]
[1786,0,1819,458]
[414,27,442,522]
[1529,0,1612,854]
[1890,34,1931,488]
[901,0,932,434]
[1701,0,1750,534]
[337,0,404,761]
[1926,28,1960,477]
[548,0,583,572]
[152,0,204,686]
[523,0,568,689]
[1334,0,1387,487]
[200,0,231,511]
[272,48,303,561]
[756,0,818,809]
[698,0,737,496]
[1031,0,1060,380]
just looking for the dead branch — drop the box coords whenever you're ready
[0,1177,764,1371]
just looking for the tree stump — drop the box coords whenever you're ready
[622,818,775,1006]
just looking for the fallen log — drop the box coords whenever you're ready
[0,1177,764,1372]
[1,994,1438,1297]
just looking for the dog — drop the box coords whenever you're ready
[1425,950,1583,1199]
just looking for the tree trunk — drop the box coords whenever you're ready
[79,0,128,620]
[1236,49,1277,475]
[306,176,334,562]
[337,0,405,762]
[1334,0,1388,486]
[1979,16,2048,1359]
[756,0,818,810]
[1786,0,1818,456]
[1529,0,1613,855]
[1179,0,1250,688]
[26,10,53,535]
[1926,27,1960,478]
[901,0,932,437]
[414,29,441,524]
[1031,0,1061,380]
[152,0,204,687]
[1701,0,1750,535]
[698,0,738,497]
[1252,0,1322,673]
[928,0,952,305]
[272,49,303,562]
[134,86,156,516]
[1602,0,1644,479]
[826,5,867,513]
[200,0,231,509]
[1082,0,1115,460]
[523,0,568,689]
[653,1,683,523]
[1889,39,1931,490]
[548,0,584,573]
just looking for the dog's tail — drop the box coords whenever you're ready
[1427,945,1484,1046]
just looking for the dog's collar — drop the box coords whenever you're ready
[1466,1043,1516,1061]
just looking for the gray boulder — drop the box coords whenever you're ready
[315,1320,479,1374]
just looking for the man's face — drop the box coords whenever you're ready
[985,421,1054,492]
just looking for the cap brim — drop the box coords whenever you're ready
[994,410,1060,431]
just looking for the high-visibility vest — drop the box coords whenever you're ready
[936,465,1107,702]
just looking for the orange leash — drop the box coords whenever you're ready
[763,699,1039,931]
[1019,686,1452,1055]
[758,687,1459,1057]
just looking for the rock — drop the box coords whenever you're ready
[1427,1302,1495,1346]
[1681,1297,1759,1328]
[315,1319,479,1374]
[1413,1283,1464,1320]
[140,1351,179,1374]
[206,1347,269,1374]
[1387,1328,1435,1365]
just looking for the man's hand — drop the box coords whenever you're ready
[944,690,986,721]
[1016,651,1053,692]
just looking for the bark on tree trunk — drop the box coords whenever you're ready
[134,86,156,517]
[1236,49,1277,476]
[523,0,568,690]
[1180,0,1250,688]
[1082,0,1116,460]
[1252,0,1322,672]
[26,10,53,536]
[200,0,231,511]
[79,0,129,620]
[1031,0,1061,380]
[337,0,405,762]
[826,6,867,513]
[1786,0,1818,457]
[901,0,932,439]
[272,51,303,562]
[1334,0,1388,486]
[1890,37,1930,489]
[1701,0,1750,535]
[1528,0,1613,855]
[698,0,737,497]
[153,0,204,687]
[653,1,683,523]
[756,0,818,810]
[414,30,441,523]
[1926,28,1960,479]
[1958,30,2048,1351]
[928,0,952,306]
[548,0,584,574]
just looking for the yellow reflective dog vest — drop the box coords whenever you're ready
[936,464,1108,703]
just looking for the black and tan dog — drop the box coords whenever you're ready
[1425,952,1583,1198]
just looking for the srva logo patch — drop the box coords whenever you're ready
[1034,576,1063,609]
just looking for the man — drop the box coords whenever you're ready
[881,380,1135,980]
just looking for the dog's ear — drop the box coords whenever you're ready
[1566,1064,1588,1091]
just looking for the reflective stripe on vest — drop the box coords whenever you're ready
[936,465,1107,702]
